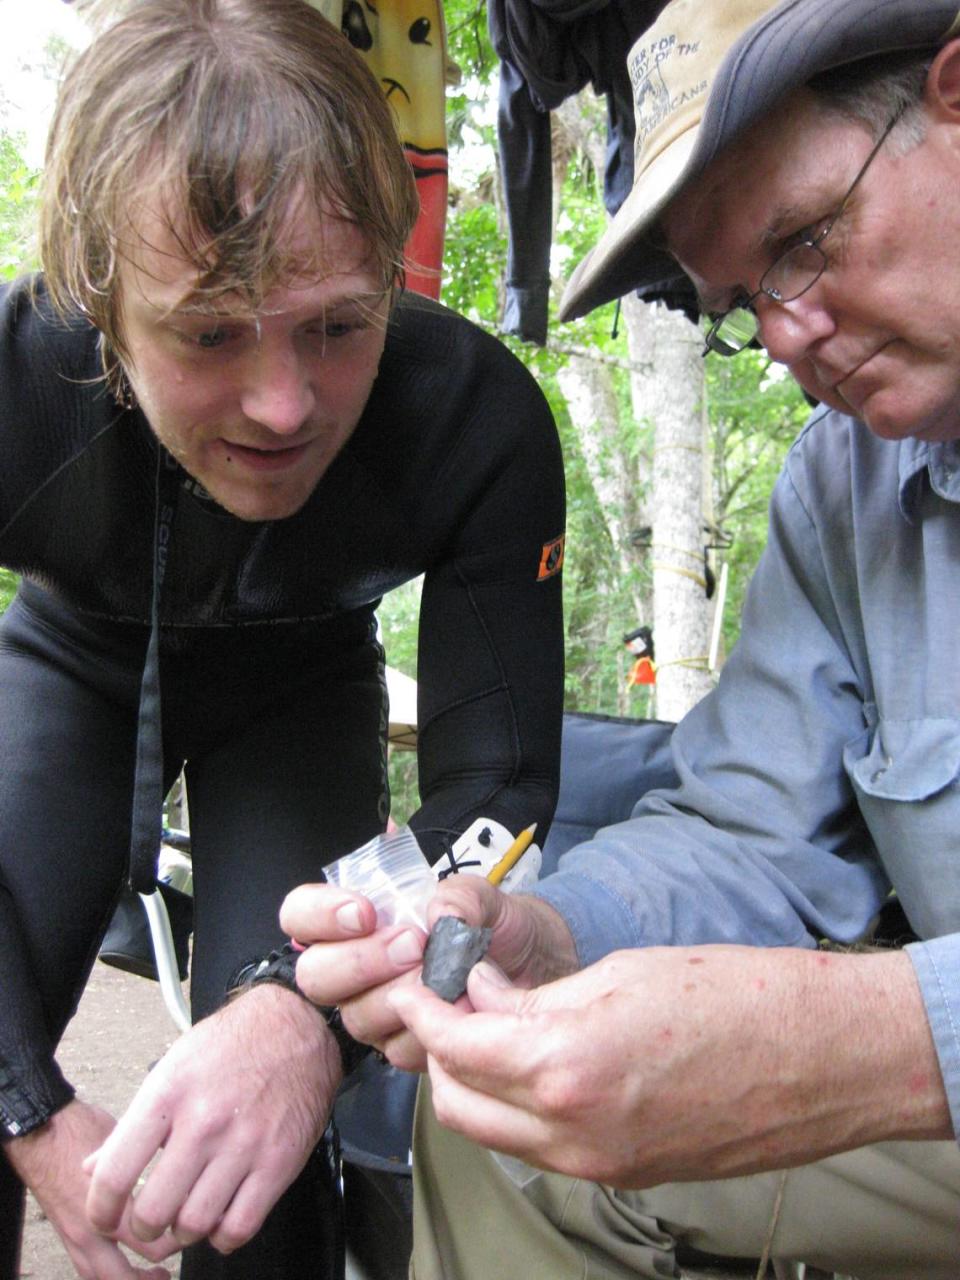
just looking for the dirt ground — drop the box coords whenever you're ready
[19,961,184,1279]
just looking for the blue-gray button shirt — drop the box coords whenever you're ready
[535,404,960,1139]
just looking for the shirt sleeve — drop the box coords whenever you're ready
[534,447,890,963]
[907,937,960,1139]
[0,888,75,1139]
[0,280,82,1138]
[407,341,565,865]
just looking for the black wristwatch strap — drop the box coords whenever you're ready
[227,944,371,1077]
[230,945,300,994]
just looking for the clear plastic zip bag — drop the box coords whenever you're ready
[323,825,435,930]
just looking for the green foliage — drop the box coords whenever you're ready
[707,351,810,653]
[554,164,612,296]
[379,580,422,823]
[380,579,421,676]
[443,0,496,88]
[442,198,505,322]
[546,371,643,712]
[0,568,17,613]
[0,128,34,616]
[0,130,39,279]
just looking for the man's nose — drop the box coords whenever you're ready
[240,348,315,435]
[756,288,835,365]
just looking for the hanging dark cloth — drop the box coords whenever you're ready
[488,0,697,341]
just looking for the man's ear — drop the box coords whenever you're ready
[925,39,960,122]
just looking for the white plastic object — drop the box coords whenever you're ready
[158,841,192,895]
[140,888,191,1033]
[440,818,541,893]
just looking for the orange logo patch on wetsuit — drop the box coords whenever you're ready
[537,535,565,581]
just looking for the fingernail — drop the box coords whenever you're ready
[388,929,422,966]
[336,901,364,933]
[473,960,510,988]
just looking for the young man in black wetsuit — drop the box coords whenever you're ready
[0,3,565,1277]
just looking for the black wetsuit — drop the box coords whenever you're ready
[0,278,565,1277]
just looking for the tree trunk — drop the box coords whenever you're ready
[557,355,645,713]
[557,356,645,620]
[623,295,713,721]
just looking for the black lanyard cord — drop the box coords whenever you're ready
[127,446,180,893]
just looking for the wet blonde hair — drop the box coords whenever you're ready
[39,0,419,391]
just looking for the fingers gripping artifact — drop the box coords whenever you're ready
[422,824,536,1001]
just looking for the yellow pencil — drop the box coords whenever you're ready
[485,823,537,886]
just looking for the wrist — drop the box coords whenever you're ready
[227,944,371,1078]
[840,949,952,1141]
[3,1097,80,1187]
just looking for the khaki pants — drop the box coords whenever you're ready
[411,1081,960,1280]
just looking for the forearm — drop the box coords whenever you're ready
[594,945,952,1181]
[410,377,564,864]
[721,947,951,1163]
[410,585,563,866]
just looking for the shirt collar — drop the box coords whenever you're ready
[898,437,960,520]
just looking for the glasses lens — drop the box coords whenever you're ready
[706,307,758,356]
[763,241,827,304]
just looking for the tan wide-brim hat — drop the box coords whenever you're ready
[559,0,960,322]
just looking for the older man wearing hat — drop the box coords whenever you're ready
[289,0,960,1275]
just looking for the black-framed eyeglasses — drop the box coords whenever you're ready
[701,107,905,358]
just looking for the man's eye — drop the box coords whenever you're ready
[316,315,377,340]
[195,329,227,349]
[323,320,357,339]
[173,326,232,350]
[783,216,832,251]
[707,291,751,320]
